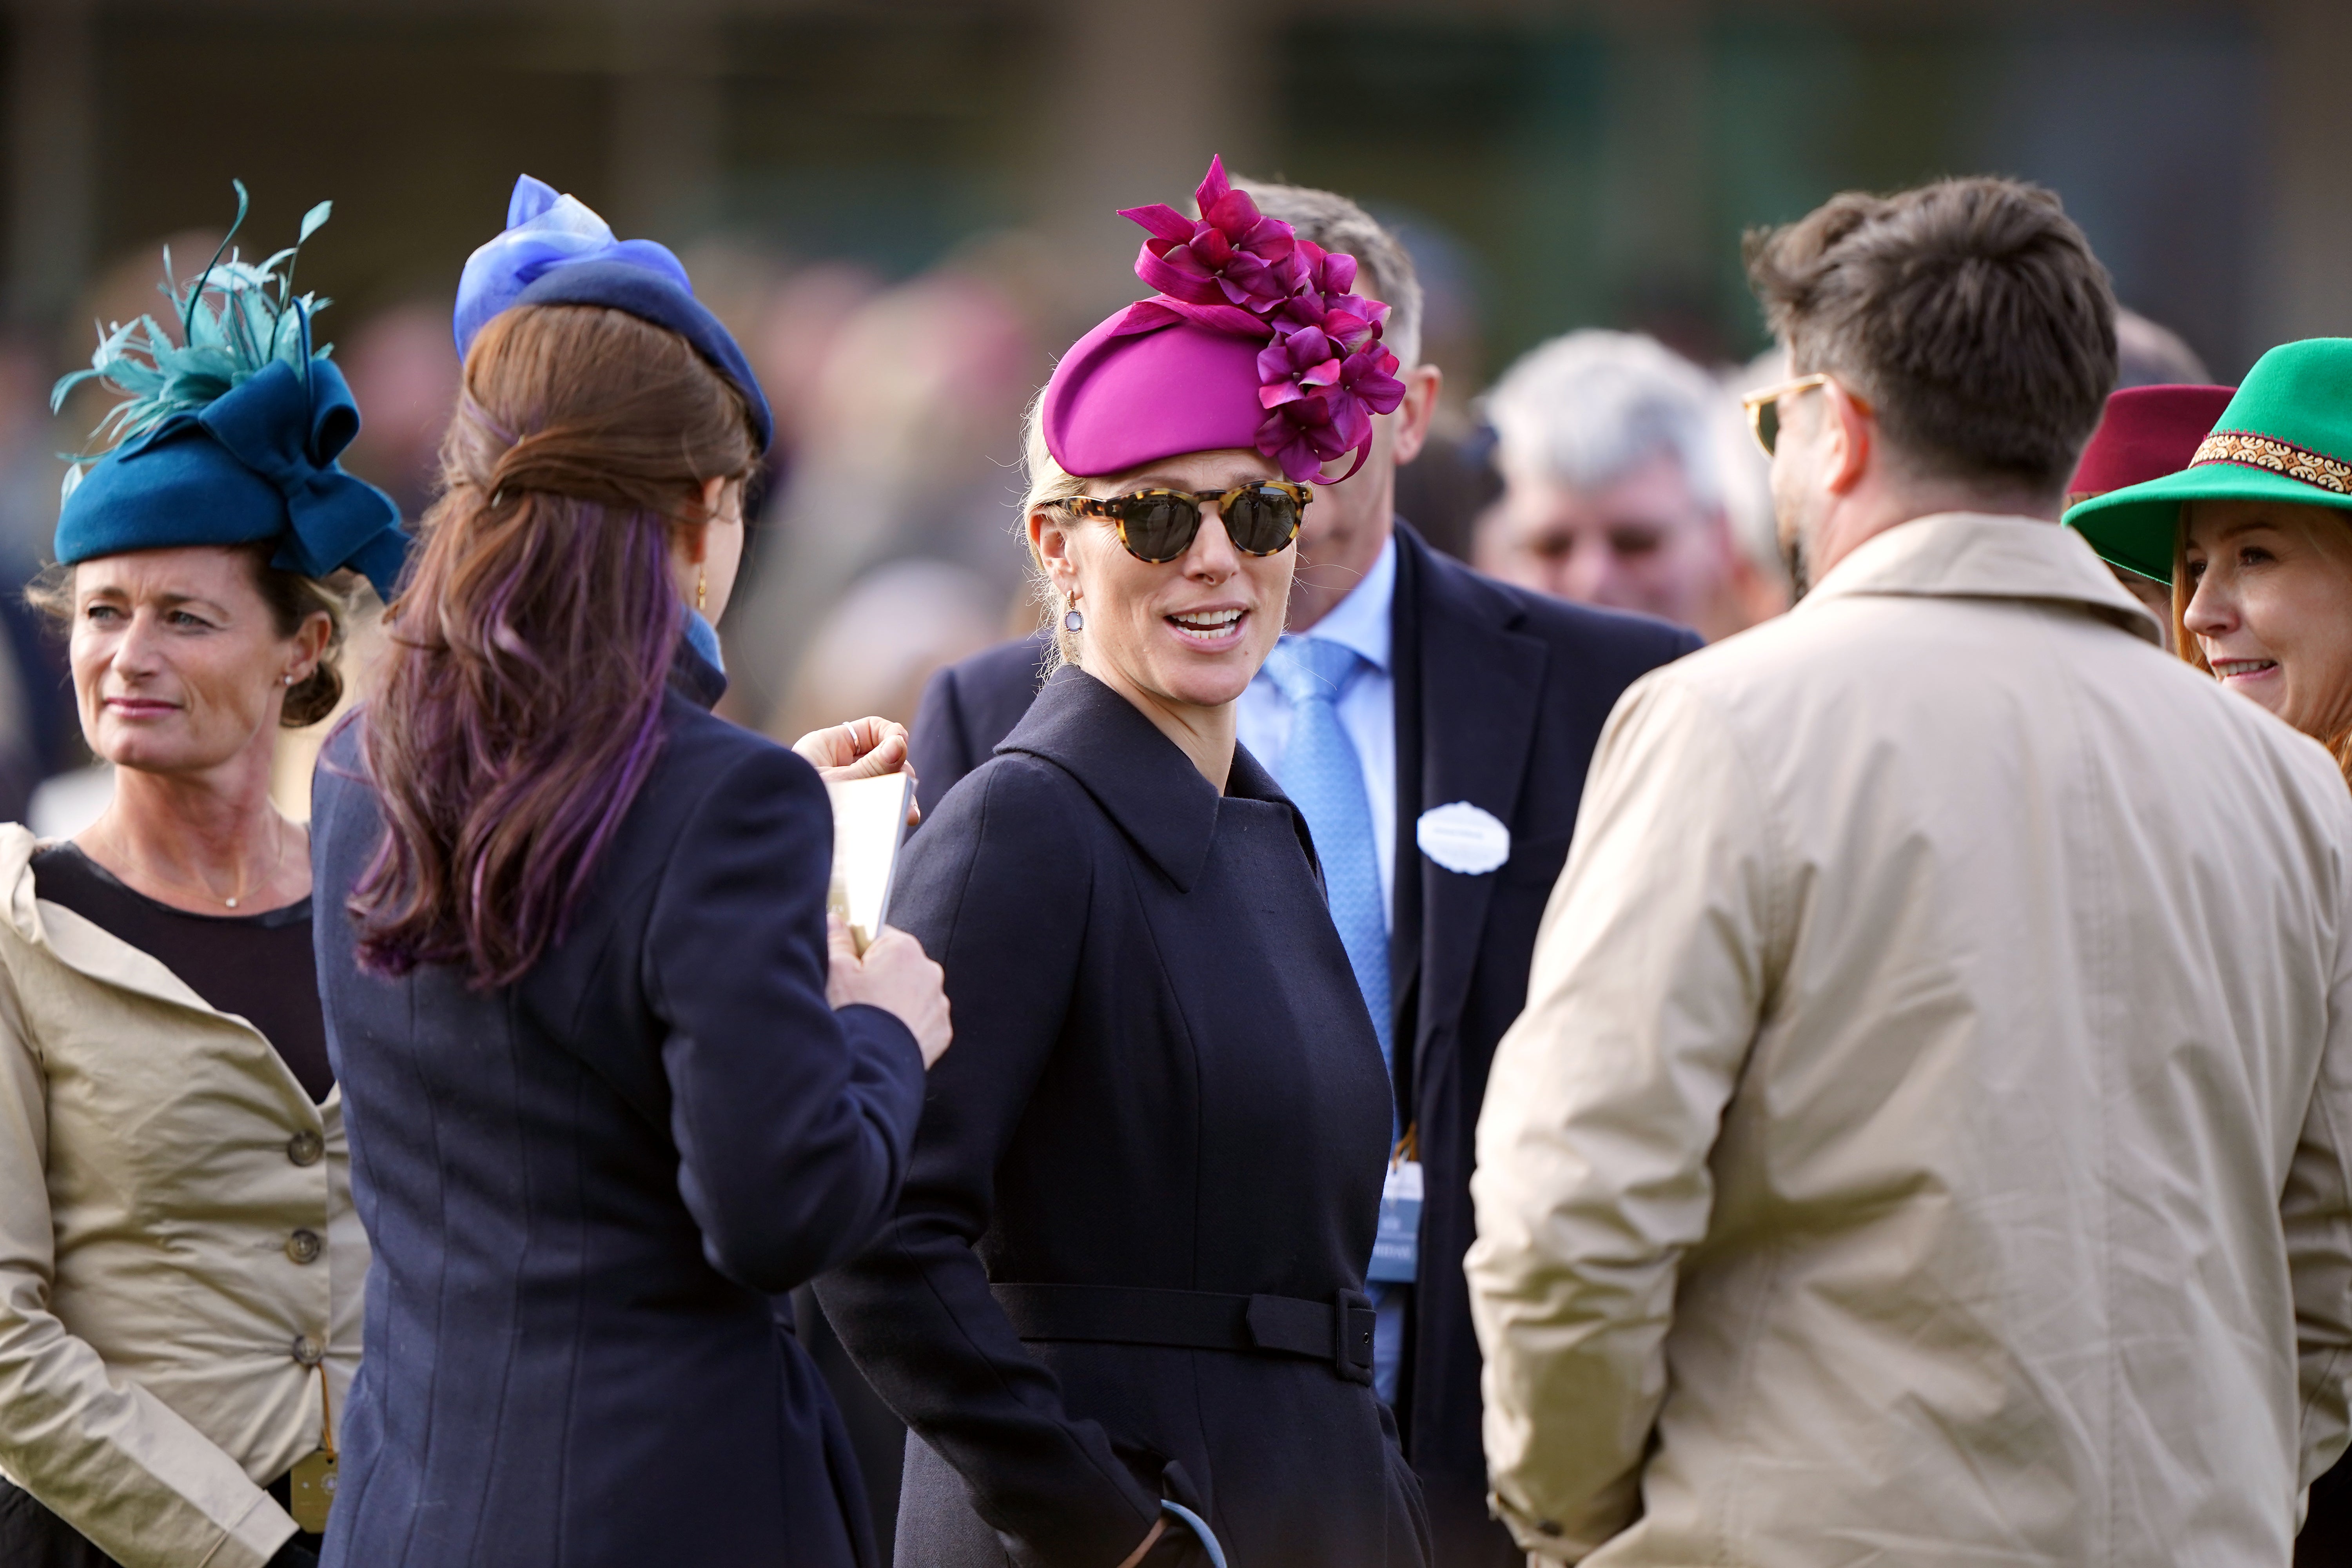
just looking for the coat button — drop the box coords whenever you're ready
[285,1230,322,1265]
[287,1131,323,1167]
[291,1334,324,1367]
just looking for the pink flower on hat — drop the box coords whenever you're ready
[1121,156,1306,319]
[1114,158,1410,483]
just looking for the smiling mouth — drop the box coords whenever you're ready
[2213,659,2278,679]
[1168,608,1244,643]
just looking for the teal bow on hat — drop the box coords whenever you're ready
[58,357,407,600]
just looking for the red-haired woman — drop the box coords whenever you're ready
[307,179,949,1568]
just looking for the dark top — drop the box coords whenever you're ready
[31,842,332,1102]
[309,646,927,1568]
[903,524,1700,1566]
[821,670,1428,1568]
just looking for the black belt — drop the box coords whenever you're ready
[992,1282,1376,1387]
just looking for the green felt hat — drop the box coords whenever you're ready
[2064,337,2352,583]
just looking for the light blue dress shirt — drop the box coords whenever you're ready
[1236,536,1398,924]
[1236,535,1408,1403]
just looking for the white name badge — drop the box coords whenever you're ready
[1368,1160,1424,1283]
[1417,801,1511,876]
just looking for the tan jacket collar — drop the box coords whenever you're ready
[1800,512,2162,646]
[0,821,261,1022]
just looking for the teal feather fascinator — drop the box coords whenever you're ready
[48,181,409,601]
[54,179,335,499]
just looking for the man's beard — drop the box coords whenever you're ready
[1781,530,1812,603]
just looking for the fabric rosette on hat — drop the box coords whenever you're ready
[2067,341,2352,583]
[453,175,773,454]
[1043,156,1408,483]
[50,182,408,600]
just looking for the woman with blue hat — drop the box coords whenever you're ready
[0,190,401,1568]
[305,176,951,1568]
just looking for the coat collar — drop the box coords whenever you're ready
[669,628,728,709]
[0,824,335,1106]
[1389,523,1550,1057]
[995,667,1297,893]
[1802,511,2162,645]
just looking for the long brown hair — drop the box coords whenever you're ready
[2172,503,2352,789]
[351,304,757,985]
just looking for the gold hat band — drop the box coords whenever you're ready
[2190,431,2352,497]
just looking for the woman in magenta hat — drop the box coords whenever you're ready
[820,159,1429,1567]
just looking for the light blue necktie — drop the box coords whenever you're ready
[1263,638,1393,1085]
[1265,636,1407,1405]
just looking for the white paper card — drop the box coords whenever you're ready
[826,772,913,955]
[1416,801,1511,876]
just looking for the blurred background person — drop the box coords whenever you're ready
[310,178,949,1568]
[0,199,404,1568]
[2116,305,2213,389]
[1478,330,1785,641]
[2062,381,2236,652]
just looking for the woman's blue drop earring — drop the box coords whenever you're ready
[1064,602,1084,633]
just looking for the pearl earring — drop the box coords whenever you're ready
[283,674,295,686]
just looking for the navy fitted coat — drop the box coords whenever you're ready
[906,525,1699,1564]
[820,669,1428,1568]
[310,648,927,1568]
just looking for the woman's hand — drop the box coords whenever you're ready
[794,717,920,824]
[828,916,952,1068]
[1114,1518,1168,1568]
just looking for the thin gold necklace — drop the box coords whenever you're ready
[178,815,288,910]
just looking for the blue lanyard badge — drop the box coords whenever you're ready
[1368,1159,1423,1283]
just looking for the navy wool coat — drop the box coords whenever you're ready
[905,526,1698,1565]
[310,650,927,1568]
[819,670,1429,1568]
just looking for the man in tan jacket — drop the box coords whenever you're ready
[1466,178,2352,1566]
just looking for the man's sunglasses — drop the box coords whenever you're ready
[1064,481,1313,564]
[1740,373,1833,457]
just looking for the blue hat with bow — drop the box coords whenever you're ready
[52,184,408,601]
[452,175,773,453]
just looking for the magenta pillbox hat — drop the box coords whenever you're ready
[1041,314,1267,479]
[1040,156,1405,485]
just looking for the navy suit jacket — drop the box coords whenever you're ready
[904,524,1699,1564]
[312,651,928,1568]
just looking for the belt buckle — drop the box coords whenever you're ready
[1333,1287,1375,1385]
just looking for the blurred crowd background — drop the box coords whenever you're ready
[0,0,2329,834]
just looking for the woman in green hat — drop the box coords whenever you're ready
[2065,337,2352,1561]
[2067,338,2352,788]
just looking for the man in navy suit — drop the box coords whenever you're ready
[906,179,1699,1567]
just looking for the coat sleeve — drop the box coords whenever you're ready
[641,741,928,1296]
[817,757,1166,1568]
[2284,819,2352,1494]
[1465,673,1783,1559]
[0,959,298,1568]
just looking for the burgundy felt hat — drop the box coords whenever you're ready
[2067,384,2238,505]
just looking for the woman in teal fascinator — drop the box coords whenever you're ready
[0,187,404,1568]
